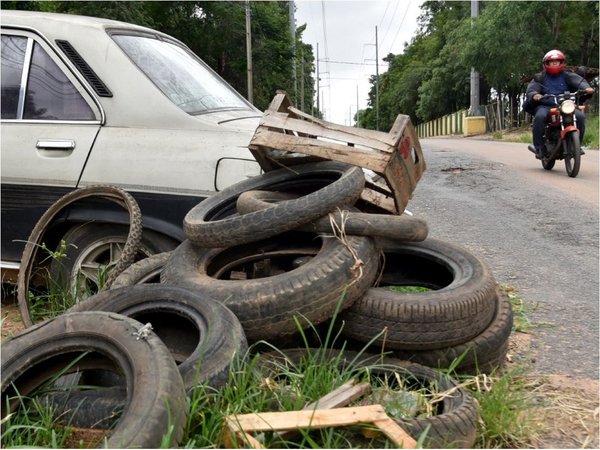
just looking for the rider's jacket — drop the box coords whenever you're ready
[524,71,592,114]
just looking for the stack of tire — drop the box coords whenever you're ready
[155,160,512,376]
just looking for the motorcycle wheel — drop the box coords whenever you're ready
[541,156,556,171]
[564,132,581,178]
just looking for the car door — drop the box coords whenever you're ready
[1,30,102,263]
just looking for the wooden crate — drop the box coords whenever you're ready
[248,91,426,214]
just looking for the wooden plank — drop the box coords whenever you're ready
[372,418,418,448]
[224,404,417,449]
[287,106,400,143]
[306,381,371,410]
[250,130,390,171]
[256,114,393,152]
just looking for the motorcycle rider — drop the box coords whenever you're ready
[524,49,594,159]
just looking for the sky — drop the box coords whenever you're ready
[294,0,423,126]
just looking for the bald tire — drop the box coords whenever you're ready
[183,161,365,247]
[340,238,498,350]
[1,311,186,448]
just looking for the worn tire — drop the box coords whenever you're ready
[68,285,247,389]
[391,288,513,375]
[183,161,365,247]
[17,186,142,327]
[237,190,429,241]
[254,348,479,448]
[161,232,380,341]
[340,238,498,350]
[111,251,172,288]
[1,311,187,448]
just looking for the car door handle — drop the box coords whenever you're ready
[36,139,76,151]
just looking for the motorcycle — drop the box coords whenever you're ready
[528,89,591,178]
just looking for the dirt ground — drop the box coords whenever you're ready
[1,298,598,449]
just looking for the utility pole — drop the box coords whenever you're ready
[356,85,360,127]
[375,25,380,131]
[469,0,480,116]
[300,46,305,111]
[245,0,253,104]
[289,1,297,102]
[316,43,320,117]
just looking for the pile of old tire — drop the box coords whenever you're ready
[152,160,512,375]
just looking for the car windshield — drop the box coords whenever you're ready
[112,34,251,115]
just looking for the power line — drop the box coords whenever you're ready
[387,0,412,54]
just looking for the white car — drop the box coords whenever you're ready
[1,10,262,289]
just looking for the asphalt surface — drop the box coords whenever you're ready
[407,136,599,380]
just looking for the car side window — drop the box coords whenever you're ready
[1,33,95,121]
[1,35,26,119]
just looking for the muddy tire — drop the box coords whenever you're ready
[254,348,479,448]
[111,251,172,288]
[17,186,142,327]
[237,190,429,242]
[68,285,247,389]
[340,238,498,350]
[161,232,379,341]
[183,161,365,247]
[1,311,187,448]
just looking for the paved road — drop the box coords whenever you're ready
[407,136,599,380]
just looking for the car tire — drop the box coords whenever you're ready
[253,348,479,448]
[68,284,247,389]
[17,186,143,327]
[1,311,187,448]
[161,232,380,342]
[183,161,365,247]
[111,251,172,288]
[391,288,514,375]
[236,190,429,242]
[340,238,498,350]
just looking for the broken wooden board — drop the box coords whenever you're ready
[248,91,426,214]
[223,404,417,449]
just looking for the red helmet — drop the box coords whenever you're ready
[543,49,565,75]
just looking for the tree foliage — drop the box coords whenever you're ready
[359,0,599,131]
[3,1,317,113]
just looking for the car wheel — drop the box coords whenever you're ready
[161,231,379,342]
[17,186,142,327]
[50,224,176,300]
[183,161,365,247]
[68,284,248,389]
[1,311,187,448]
[340,238,498,350]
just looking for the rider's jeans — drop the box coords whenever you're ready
[533,106,586,149]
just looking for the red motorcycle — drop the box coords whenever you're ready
[528,90,591,178]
